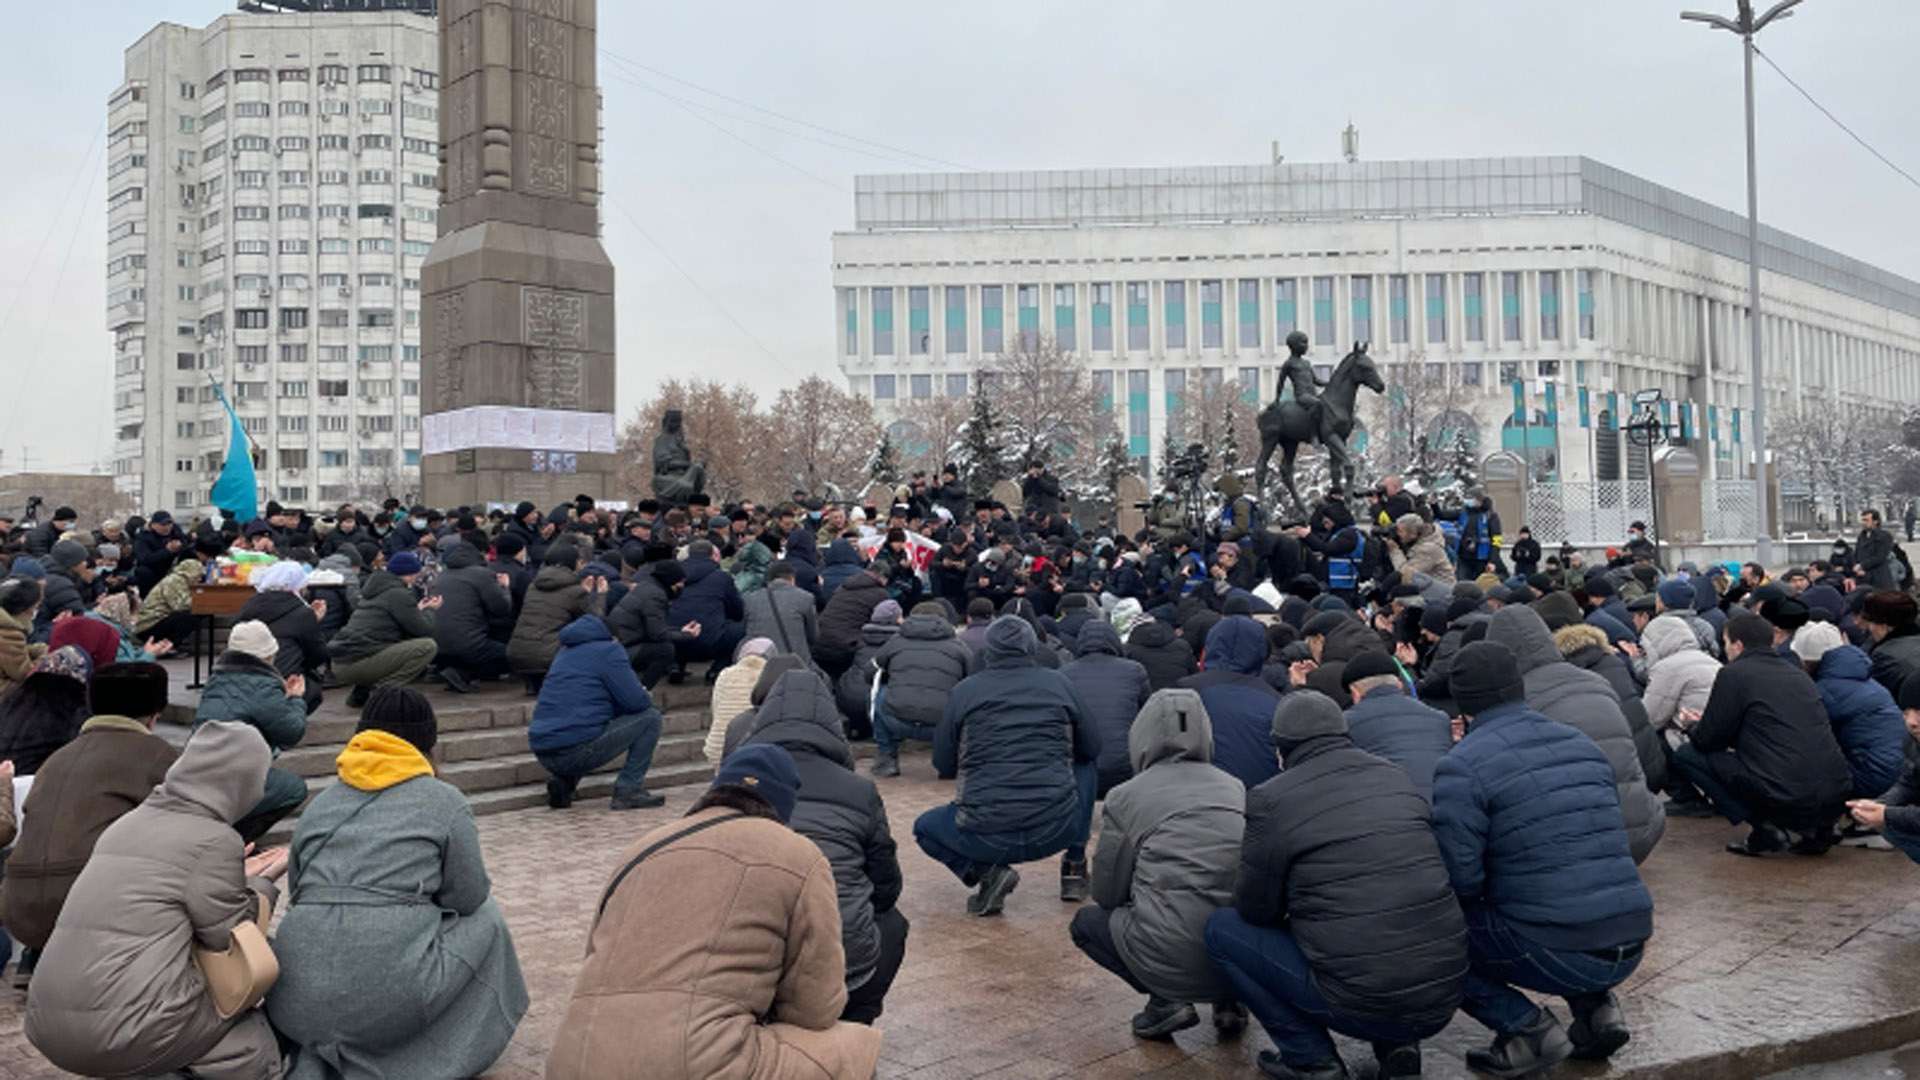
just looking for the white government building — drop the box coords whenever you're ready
[108,1,440,514]
[831,157,1920,533]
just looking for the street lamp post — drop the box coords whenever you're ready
[1681,0,1801,568]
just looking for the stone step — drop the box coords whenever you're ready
[296,731,710,799]
[273,710,711,778]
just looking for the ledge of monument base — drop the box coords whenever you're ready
[438,192,602,245]
[423,220,614,297]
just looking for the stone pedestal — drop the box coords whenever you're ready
[421,0,616,510]
[1653,446,1704,543]
[1115,475,1149,538]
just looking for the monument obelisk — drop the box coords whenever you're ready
[420,0,616,508]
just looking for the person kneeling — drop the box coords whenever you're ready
[1074,689,1248,1042]
[530,615,666,811]
[268,688,528,1078]
[193,620,310,843]
[1205,694,1466,1080]
[547,745,883,1080]
[327,551,440,709]
[1846,676,1920,861]
[740,670,908,1024]
[913,616,1101,913]
[1435,642,1654,1077]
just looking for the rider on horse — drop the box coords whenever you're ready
[1276,330,1327,433]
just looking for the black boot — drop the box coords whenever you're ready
[1726,822,1789,857]
[1567,992,1630,1061]
[346,685,370,709]
[1372,1041,1422,1078]
[545,776,578,810]
[610,788,666,811]
[441,666,476,694]
[1464,1008,1572,1078]
[1059,858,1089,902]
[1256,1050,1347,1079]
[1129,996,1198,1040]
[966,864,1020,916]
[1212,1001,1248,1039]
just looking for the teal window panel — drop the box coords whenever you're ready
[1238,300,1259,325]
[874,309,892,333]
[1055,306,1074,331]
[1578,387,1591,428]
[1276,299,1298,331]
[1351,299,1371,326]
[1202,301,1223,324]
[945,304,966,333]
[1126,303,1148,325]
[1425,295,1444,322]
[1092,304,1112,327]
[1501,292,1520,317]
[1708,405,1719,441]
[1464,294,1484,317]
[908,309,929,333]
[1165,301,1186,325]
[1018,307,1039,331]
[982,306,1003,329]
[1312,299,1333,322]
[1732,408,1741,442]
[1129,434,1149,456]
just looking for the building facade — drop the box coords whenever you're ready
[109,7,438,514]
[832,157,1920,496]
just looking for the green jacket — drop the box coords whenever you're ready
[731,540,772,595]
[193,652,307,753]
[328,571,435,662]
[133,558,203,635]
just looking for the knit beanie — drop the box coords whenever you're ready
[50,616,120,674]
[1271,692,1347,750]
[1899,674,1920,712]
[712,743,801,824]
[1657,579,1694,611]
[493,532,526,559]
[357,686,438,757]
[226,620,281,665]
[543,539,581,568]
[871,599,903,624]
[1110,598,1145,640]
[1790,621,1845,666]
[1303,611,1348,638]
[1340,649,1403,691]
[1450,641,1527,717]
[90,661,169,718]
[49,539,89,571]
[1759,596,1810,634]
[387,551,423,577]
[649,560,687,589]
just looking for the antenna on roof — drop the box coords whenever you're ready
[1270,140,1284,166]
[1341,122,1360,164]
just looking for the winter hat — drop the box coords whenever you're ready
[1271,692,1347,749]
[1446,596,1483,624]
[1631,564,1659,589]
[1110,598,1146,640]
[1341,649,1403,691]
[514,500,539,520]
[50,616,120,673]
[1252,581,1284,609]
[51,506,76,523]
[251,560,310,594]
[1585,576,1616,599]
[1223,594,1254,616]
[1790,622,1845,666]
[48,540,89,571]
[493,532,526,559]
[1531,590,1585,632]
[90,660,169,718]
[1450,641,1527,716]
[1898,674,1920,713]
[149,510,173,525]
[1626,594,1657,615]
[870,599,903,624]
[650,560,687,590]
[356,686,438,758]
[712,743,802,824]
[1303,611,1349,638]
[7,557,45,581]
[96,543,121,563]
[1420,604,1451,637]
[967,597,995,620]
[735,636,776,663]
[1758,596,1810,634]
[1657,579,1694,611]
[387,551,424,577]
[226,620,281,665]
[1863,590,1919,628]
[543,540,581,568]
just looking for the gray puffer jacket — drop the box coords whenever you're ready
[1486,605,1666,863]
[741,671,902,991]
[25,722,278,1078]
[871,613,974,727]
[1091,689,1245,1004]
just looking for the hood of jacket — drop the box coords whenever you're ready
[1202,616,1267,675]
[859,621,900,647]
[746,670,854,769]
[1817,643,1875,684]
[825,538,862,567]
[1486,604,1564,673]
[1129,688,1214,773]
[985,614,1039,668]
[1530,589,1584,631]
[1129,619,1177,649]
[441,541,483,570]
[899,613,956,642]
[1693,577,1722,614]
[360,569,408,602]
[145,720,269,825]
[684,557,721,586]
[531,563,577,593]
[733,542,772,574]
[1552,623,1611,658]
[751,654,813,707]
[169,557,205,584]
[317,552,357,575]
[558,614,613,647]
[1641,614,1701,665]
[1074,620,1124,658]
[1319,616,1381,665]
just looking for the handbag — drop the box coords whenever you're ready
[194,891,279,1020]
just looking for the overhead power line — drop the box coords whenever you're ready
[597,62,848,194]
[1752,44,1920,193]
[603,197,781,364]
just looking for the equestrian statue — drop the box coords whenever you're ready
[1255,331,1385,514]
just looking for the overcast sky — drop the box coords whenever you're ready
[2,0,1916,475]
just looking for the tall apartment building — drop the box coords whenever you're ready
[108,3,439,515]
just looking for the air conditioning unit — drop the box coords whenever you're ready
[257,287,272,298]
[337,286,352,298]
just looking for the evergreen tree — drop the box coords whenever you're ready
[866,429,901,486]
[1097,433,1133,508]
[1158,426,1181,491]
[955,392,1009,498]
[1220,411,1241,473]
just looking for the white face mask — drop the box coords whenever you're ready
[410,517,428,529]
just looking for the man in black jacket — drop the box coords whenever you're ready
[1860,590,1920,698]
[131,511,185,595]
[1021,460,1062,519]
[22,507,75,559]
[1205,693,1465,1080]
[607,560,696,688]
[817,563,889,679]
[430,541,514,692]
[869,602,974,778]
[1676,613,1852,856]
[1510,527,1542,579]
[1854,509,1900,591]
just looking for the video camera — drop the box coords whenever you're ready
[1167,442,1211,485]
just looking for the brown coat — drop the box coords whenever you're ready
[547,807,883,1080]
[3,716,178,949]
[0,608,43,699]
[1390,517,1456,585]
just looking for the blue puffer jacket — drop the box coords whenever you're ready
[819,539,865,604]
[1812,645,1908,797]
[1345,684,1453,803]
[530,616,655,754]
[668,556,745,650]
[1179,617,1280,792]
[934,617,1100,835]
[1061,621,1153,791]
[1432,701,1654,952]
[785,525,822,598]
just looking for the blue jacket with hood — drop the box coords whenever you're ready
[1178,616,1281,791]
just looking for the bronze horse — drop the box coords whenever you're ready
[1255,343,1385,514]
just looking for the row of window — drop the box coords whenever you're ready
[174,344,421,368]
[205,65,433,92]
[197,171,438,201]
[201,237,432,261]
[171,479,426,511]
[201,132,433,154]
[846,271,1599,357]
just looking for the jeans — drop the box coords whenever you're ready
[872,691,938,756]
[1458,903,1644,1037]
[1205,909,1436,1067]
[232,766,309,844]
[913,765,1097,884]
[1884,821,1920,866]
[534,710,663,797]
[841,906,910,1025]
[628,641,677,689]
[438,638,510,679]
[676,622,747,674]
[1669,742,1754,825]
[1070,906,1151,995]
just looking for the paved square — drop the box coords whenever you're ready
[2,749,1919,1078]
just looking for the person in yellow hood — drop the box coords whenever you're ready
[267,688,528,1079]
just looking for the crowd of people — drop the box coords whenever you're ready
[1,469,1919,1078]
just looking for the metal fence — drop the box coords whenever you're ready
[1524,480,1655,546]
[1703,480,1761,541]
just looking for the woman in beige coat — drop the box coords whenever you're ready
[548,744,883,1080]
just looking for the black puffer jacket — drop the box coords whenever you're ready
[431,543,511,661]
[1235,732,1466,1032]
[1126,620,1196,691]
[934,617,1100,835]
[509,565,600,674]
[236,589,327,681]
[1869,623,1920,698]
[871,614,974,727]
[835,622,898,734]
[326,571,433,663]
[1690,649,1853,832]
[741,671,902,991]
[1304,616,1388,704]
[816,572,888,673]
[1062,622,1153,790]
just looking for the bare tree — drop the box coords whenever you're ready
[980,335,1119,498]
[896,392,971,478]
[618,379,766,504]
[765,376,881,501]
[1361,359,1480,502]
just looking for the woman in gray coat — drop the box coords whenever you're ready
[25,713,289,1080]
[267,688,528,1079]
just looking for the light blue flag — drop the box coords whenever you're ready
[208,381,257,524]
